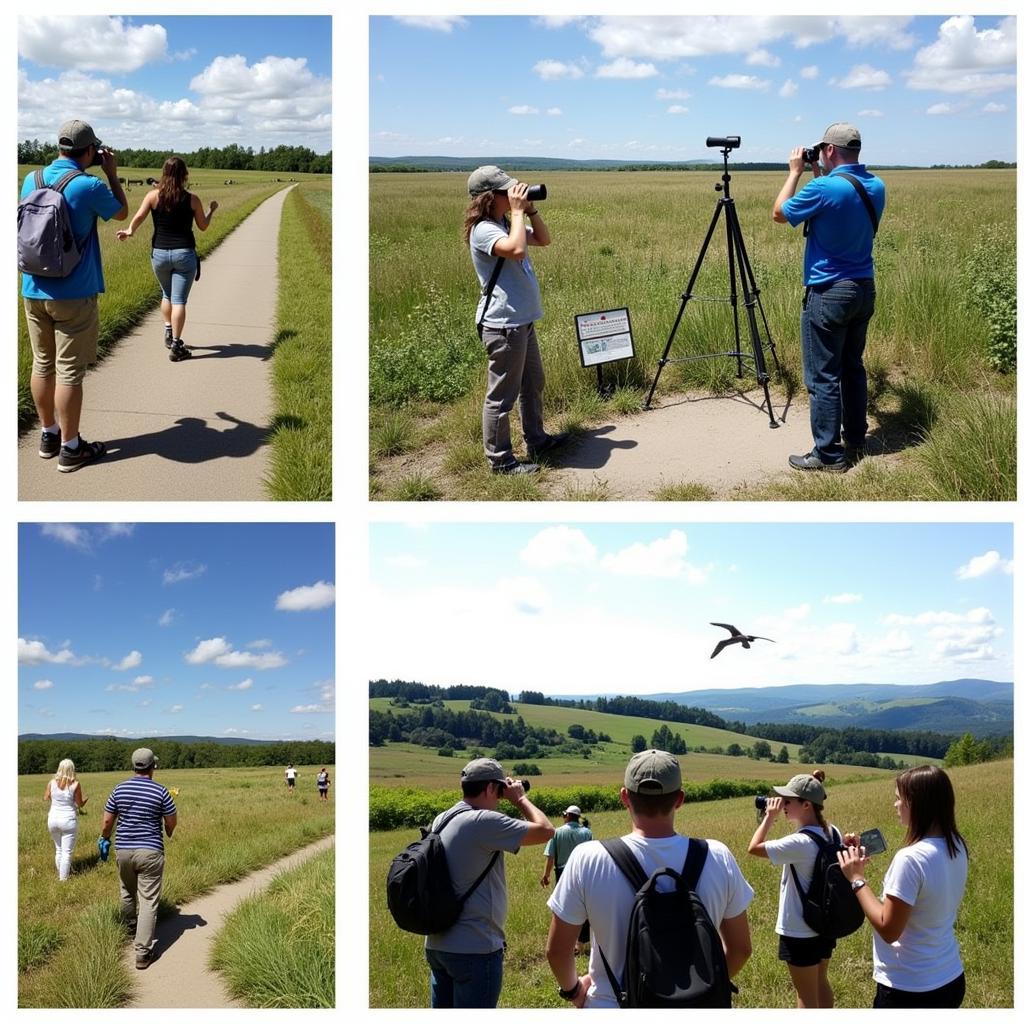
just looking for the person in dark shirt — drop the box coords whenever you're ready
[116,156,218,362]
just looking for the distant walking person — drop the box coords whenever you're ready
[317,768,331,801]
[285,764,298,793]
[44,758,87,881]
[116,156,217,362]
[540,805,593,946]
[464,166,567,475]
[838,765,968,1008]
[19,118,128,472]
[100,748,177,969]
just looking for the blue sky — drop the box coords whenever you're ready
[19,523,335,741]
[18,15,331,152]
[369,522,1013,696]
[370,15,1017,165]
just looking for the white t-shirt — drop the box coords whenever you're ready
[547,833,754,1009]
[285,768,297,781]
[764,825,841,938]
[873,837,967,992]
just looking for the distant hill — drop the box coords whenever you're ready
[18,732,280,746]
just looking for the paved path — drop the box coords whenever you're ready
[127,832,334,1008]
[19,186,293,501]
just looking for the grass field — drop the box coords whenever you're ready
[211,847,334,1007]
[266,179,332,500]
[369,759,1012,1008]
[19,764,334,1008]
[369,169,1015,500]
[16,165,326,433]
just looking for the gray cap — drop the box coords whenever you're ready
[58,119,101,151]
[773,773,827,805]
[467,165,519,196]
[624,749,681,794]
[461,757,506,783]
[132,747,159,770]
[819,122,861,150]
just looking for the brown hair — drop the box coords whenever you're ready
[628,788,680,818]
[805,770,828,830]
[896,765,967,858]
[462,191,499,245]
[157,156,189,212]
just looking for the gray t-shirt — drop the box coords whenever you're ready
[470,219,543,327]
[425,801,530,954]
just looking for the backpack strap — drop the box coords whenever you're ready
[33,170,45,191]
[834,171,879,236]
[432,805,500,907]
[680,837,709,890]
[788,826,833,904]
[51,169,85,195]
[476,255,506,339]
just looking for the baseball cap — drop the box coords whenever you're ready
[132,747,159,770]
[773,773,827,805]
[563,804,582,816]
[467,165,519,196]
[58,119,102,150]
[624,749,681,794]
[819,122,861,150]
[461,757,506,783]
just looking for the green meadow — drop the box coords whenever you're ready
[369,169,1015,500]
[369,759,1011,1008]
[19,764,334,1008]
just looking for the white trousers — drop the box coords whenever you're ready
[48,818,77,881]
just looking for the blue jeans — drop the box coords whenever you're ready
[151,248,198,305]
[426,947,503,1008]
[800,278,875,464]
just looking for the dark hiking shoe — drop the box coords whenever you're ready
[169,340,193,362]
[527,431,571,460]
[39,428,61,459]
[164,325,174,349]
[135,948,160,970]
[845,445,867,465]
[58,437,107,473]
[788,452,848,473]
[492,460,540,476]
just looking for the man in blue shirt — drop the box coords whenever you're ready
[20,119,128,472]
[101,748,177,969]
[773,123,885,472]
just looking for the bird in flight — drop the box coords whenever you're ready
[709,622,776,659]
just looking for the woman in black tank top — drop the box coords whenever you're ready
[116,156,218,362]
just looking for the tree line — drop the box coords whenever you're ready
[19,737,335,775]
[18,139,331,174]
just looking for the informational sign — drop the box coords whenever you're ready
[575,307,634,368]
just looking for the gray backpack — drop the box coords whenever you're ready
[17,169,87,277]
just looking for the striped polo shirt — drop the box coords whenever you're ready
[104,776,177,851]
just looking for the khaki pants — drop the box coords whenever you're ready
[116,848,165,957]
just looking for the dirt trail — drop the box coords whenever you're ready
[126,832,334,1008]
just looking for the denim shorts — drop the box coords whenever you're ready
[151,247,198,305]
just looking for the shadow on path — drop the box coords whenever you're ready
[187,341,272,361]
[100,412,267,466]
[152,911,209,956]
[546,426,638,470]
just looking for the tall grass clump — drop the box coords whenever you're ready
[963,226,1016,373]
[267,181,332,500]
[211,848,334,1008]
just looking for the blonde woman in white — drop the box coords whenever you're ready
[44,759,87,880]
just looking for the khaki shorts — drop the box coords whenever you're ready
[24,295,99,386]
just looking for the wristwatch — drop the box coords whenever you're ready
[851,879,868,893]
[558,979,581,1000]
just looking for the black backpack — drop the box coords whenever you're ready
[386,806,499,935]
[597,837,736,1008]
[789,826,865,940]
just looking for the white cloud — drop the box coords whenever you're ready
[520,526,597,569]
[103,523,135,539]
[229,678,254,691]
[600,530,708,582]
[779,79,798,98]
[907,15,1016,96]
[709,74,770,91]
[215,650,287,670]
[596,58,658,79]
[747,49,780,67]
[874,630,914,655]
[164,562,206,585]
[824,593,862,605]
[251,704,264,712]
[133,675,154,686]
[290,703,331,714]
[276,581,335,611]
[185,637,232,664]
[800,65,820,79]
[535,16,584,29]
[885,607,994,627]
[547,107,562,116]
[955,550,1013,580]
[508,104,539,115]
[656,88,691,100]
[247,639,272,649]
[41,523,89,549]
[113,650,142,671]
[167,704,184,714]
[667,105,688,114]
[18,638,76,665]
[926,102,966,115]
[19,15,168,72]
[838,64,892,90]
[33,679,54,690]
[392,15,467,33]
[858,109,884,117]
[983,102,1008,112]
[158,608,175,627]
[496,577,551,616]
[534,59,585,80]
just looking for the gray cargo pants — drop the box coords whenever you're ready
[116,848,165,958]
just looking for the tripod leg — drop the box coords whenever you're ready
[733,214,782,375]
[645,199,725,409]
[723,201,742,377]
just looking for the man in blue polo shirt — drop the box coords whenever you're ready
[20,118,128,472]
[101,748,177,969]
[773,122,885,472]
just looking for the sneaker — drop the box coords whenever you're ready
[135,948,160,970]
[58,437,107,473]
[164,325,174,349]
[169,340,192,362]
[492,460,540,476]
[39,428,61,459]
[527,431,571,460]
[788,452,848,473]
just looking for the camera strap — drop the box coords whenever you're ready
[834,172,879,236]
[476,256,506,340]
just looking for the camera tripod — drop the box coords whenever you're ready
[644,141,781,427]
